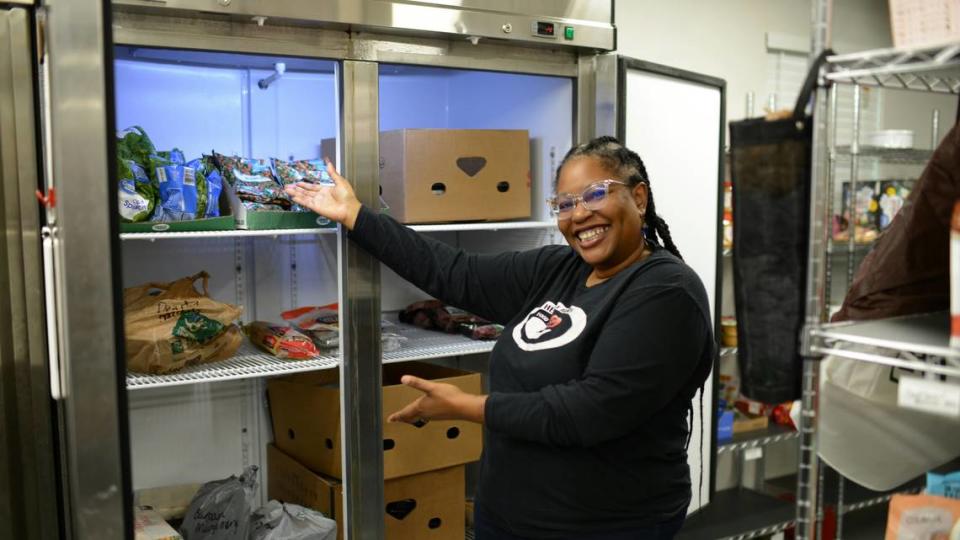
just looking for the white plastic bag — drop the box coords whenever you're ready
[249,501,336,540]
[180,466,259,540]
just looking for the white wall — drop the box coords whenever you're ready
[615,0,892,122]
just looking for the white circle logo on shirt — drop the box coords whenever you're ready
[512,301,587,351]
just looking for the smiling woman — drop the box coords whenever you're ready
[285,137,714,540]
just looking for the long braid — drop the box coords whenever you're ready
[555,137,683,260]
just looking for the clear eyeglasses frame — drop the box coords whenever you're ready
[546,179,628,220]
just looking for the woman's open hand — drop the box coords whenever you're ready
[388,375,487,425]
[284,159,363,230]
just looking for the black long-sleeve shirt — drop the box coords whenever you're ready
[349,206,714,538]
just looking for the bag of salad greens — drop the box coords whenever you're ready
[117,158,156,223]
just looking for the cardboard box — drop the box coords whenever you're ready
[268,362,482,480]
[134,483,203,521]
[225,181,335,230]
[378,129,531,223]
[733,412,769,434]
[120,181,235,234]
[133,506,183,540]
[268,444,465,540]
[889,0,960,48]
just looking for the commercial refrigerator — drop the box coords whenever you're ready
[0,1,724,538]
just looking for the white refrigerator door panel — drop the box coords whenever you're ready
[623,63,723,514]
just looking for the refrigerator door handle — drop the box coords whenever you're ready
[42,226,63,400]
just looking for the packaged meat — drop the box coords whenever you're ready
[400,300,503,340]
[245,321,319,360]
[282,304,407,352]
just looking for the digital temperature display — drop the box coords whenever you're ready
[534,21,557,38]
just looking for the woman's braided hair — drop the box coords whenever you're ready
[555,136,682,260]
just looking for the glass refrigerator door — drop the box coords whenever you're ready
[0,6,63,540]
[604,55,726,513]
[112,46,343,534]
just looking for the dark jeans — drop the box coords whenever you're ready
[474,508,687,540]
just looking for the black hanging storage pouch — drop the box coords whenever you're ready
[729,49,832,403]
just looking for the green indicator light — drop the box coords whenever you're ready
[564,26,574,40]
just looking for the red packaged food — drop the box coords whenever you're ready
[244,321,318,360]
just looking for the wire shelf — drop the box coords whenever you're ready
[678,488,795,540]
[120,220,557,240]
[717,424,799,454]
[384,319,496,364]
[126,341,339,390]
[834,146,933,164]
[126,318,495,389]
[825,240,873,255]
[840,488,921,514]
[120,227,337,241]
[811,312,960,378]
[410,220,556,232]
[826,41,960,93]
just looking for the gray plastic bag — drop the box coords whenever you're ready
[180,466,259,540]
[249,501,337,540]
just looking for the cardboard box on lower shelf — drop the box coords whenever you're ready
[268,362,482,480]
[733,412,769,434]
[134,506,183,540]
[268,444,465,540]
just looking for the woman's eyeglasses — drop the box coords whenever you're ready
[547,179,628,220]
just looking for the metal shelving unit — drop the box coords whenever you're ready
[798,36,960,540]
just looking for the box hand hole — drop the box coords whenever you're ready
[325,438,334,450]
[384,438,396,451]
[385,499,417,520]
[497,181,510,193]
[428,518,442,529]
[456,156,487,177]
[446,427,460,439]
[431,182,446,196]
[287,428,296,440]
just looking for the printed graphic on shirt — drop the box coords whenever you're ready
[512,301,587,351]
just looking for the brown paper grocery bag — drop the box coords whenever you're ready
[124,271,243,374]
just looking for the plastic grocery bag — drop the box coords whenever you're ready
[180,466,259,540]
[249,501,336,540]
[123,271,243,374]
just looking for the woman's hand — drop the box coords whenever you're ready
[284,159,363,230]
[388,375,488,425]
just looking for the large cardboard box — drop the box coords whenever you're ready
[268,444,465,540]
[268,362,482,480]
[378,129,531,223]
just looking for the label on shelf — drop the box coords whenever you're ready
[743,447,764,461]
[898,376,960,418]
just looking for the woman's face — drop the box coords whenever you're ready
[555,156,648,274]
